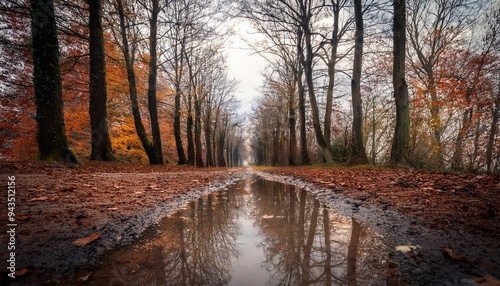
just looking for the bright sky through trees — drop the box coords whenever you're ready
[226,20,267,114]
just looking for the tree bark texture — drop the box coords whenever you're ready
[390,0,410,165]
[117,0,161,164]
[296,31,310,165]
[30,0,78,163]
[146,0,164,165]
[89,0,116,161]
[349,0,368,165]
[299,21,335,163]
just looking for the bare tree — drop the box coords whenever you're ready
[115,0,164,164]
[390,0,410,164]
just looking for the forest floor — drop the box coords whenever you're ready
[0,162,498,285]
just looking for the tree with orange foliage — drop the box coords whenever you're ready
[407,0,481,168]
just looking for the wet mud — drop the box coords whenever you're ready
[254,171,500,286]
[0,165,498,285]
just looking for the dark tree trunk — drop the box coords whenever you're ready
[217,131,226,167]
[204,112,214,167]
[295,28,310,165]
[146,0,164,165]
[289,88,297,166]
[187,93,195,165]
[349,0,368,165]
[174,42,187,165]
[390,0,410,165]
[299,22,335,163]
[297,66,310,165]
[324,0,340,147]
[30,0,77,163]
[116,0,158,164]
[487,91,499,173]
[174,88,187,165]
[194,96,204,167]
[452,92,473,170]
[89,0,115,161]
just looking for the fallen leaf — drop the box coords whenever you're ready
[15,268,30,277]
[395,245,418,253]
[72,233,100,247]
[29,196,48,202]
[79,273,92,281]
[17,215,31,221]
[474,275,500,286]
[442,247,466,261]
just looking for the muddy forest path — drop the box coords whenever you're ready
[0,162,498,285]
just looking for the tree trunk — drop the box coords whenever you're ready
[452,93,473,170]
[486,91,499,173]
[187,92,195,165]
[89,0,115,161]
[116,0,157,164]
[390,0,410,165]
[428,73,444,168]
[174,87,187,164]
[146,0,164,165]
[194,96,204,167]
[300,23,335,163]
[288,86,297,166]
[30,0,78,163]
[324,1,340,147]
[204,111,214,167]
[217,130,226,167]
[174,42,187,165]
[349,0,368,165]
[297,62,310,165]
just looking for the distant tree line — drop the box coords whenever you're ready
[243,0,499,172]
[0,0,497,172]
[0,0,245,167]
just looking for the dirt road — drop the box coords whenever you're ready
[0,163,498,285]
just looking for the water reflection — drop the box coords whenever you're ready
[250,178,388,286]
[69,177,389,285]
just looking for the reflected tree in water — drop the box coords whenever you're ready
[249,178,388,285]
[72,178,389,285]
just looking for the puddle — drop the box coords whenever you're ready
[65,177,392,285]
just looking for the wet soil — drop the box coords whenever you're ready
[258,167,500,286]
[0,162,499,285]
[0,162,246,285]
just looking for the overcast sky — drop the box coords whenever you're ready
[225,21,267,115]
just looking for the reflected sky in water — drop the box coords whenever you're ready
[69,177,391,285]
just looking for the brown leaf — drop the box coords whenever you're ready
[72,233,100,247]
[15,268,30,277]
[442,247,466,261]
[17,215,31,221]
[474,275,500,286]
[29,196,48,202]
